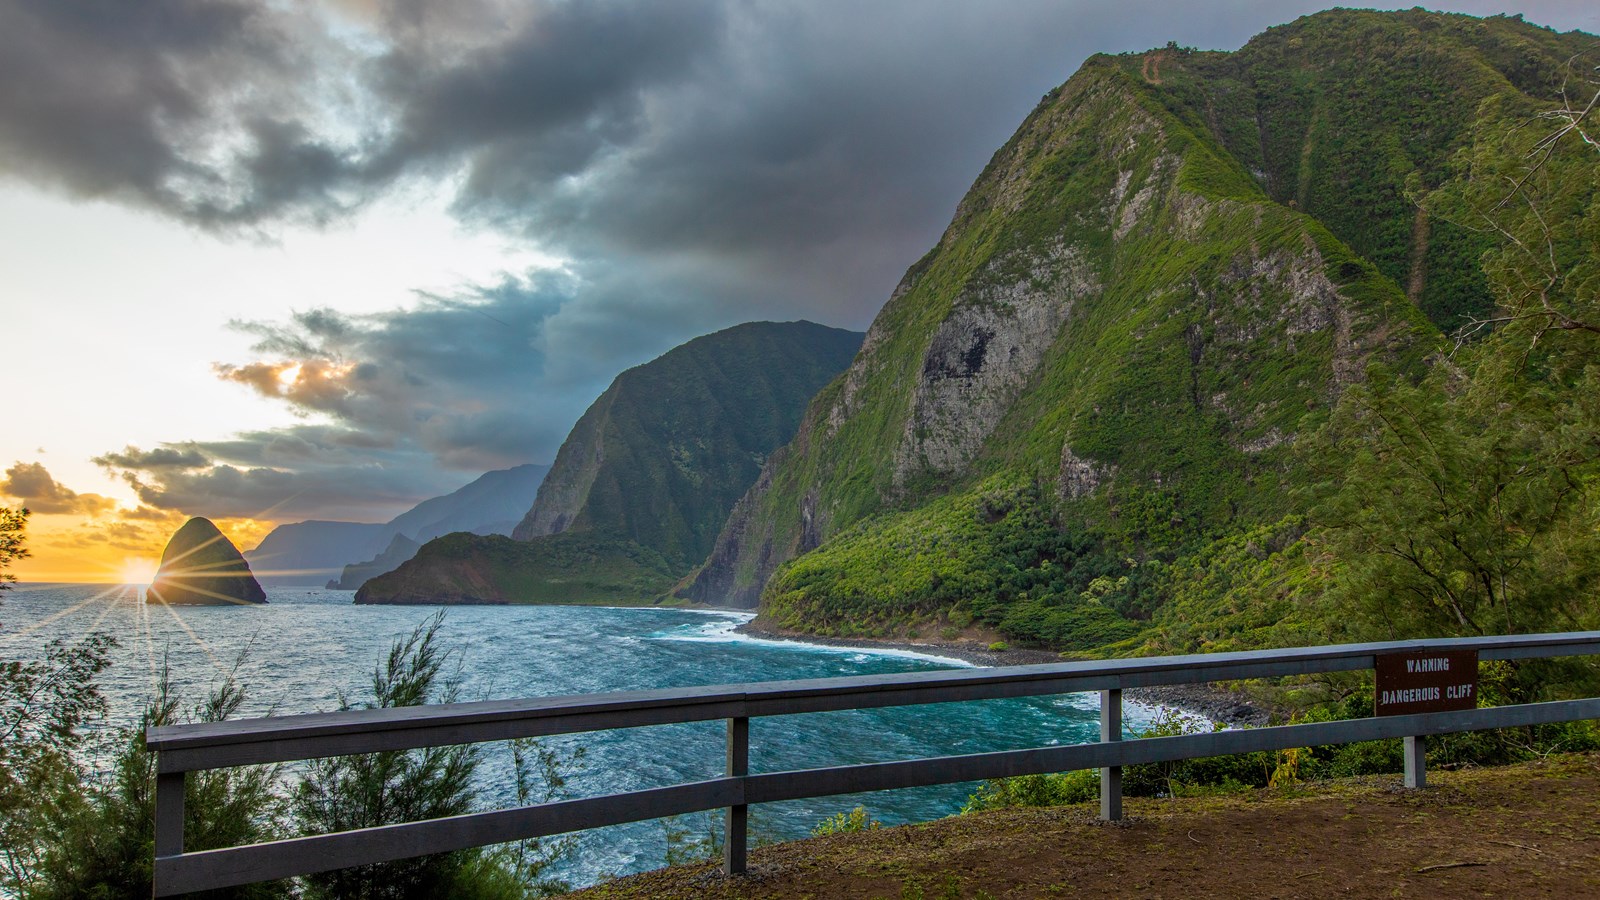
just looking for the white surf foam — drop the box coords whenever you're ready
[650,618,976,667]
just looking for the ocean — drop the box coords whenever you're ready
[0,584,1155,888]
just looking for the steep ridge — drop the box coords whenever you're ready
[328,533,420,592]
[1119,9,1593,331]
[324,464,549,588]
[388,463,549,544]
[359,321,863,604]
[246,463,548,587]
[513,321,864,566]
[681,10,1592,645]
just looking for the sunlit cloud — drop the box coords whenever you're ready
[2,461,117,516]
[6,0,1594,584]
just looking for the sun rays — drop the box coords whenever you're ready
[2,581,262,698]
[153,600,232,679]
[5,582,127,639]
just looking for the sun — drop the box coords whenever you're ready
[121,557,159,585]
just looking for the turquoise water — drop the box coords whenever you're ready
[0,584,1154,887]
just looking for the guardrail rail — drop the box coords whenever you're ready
[147,631,1600,896]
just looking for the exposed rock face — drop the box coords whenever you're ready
[892,241,1097,488]
[680,13,1478,611]
[1057,446,1113,502]
[148,517,267,605]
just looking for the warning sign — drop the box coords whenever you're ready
[1374,649,1479,716]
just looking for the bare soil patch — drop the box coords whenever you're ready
[572,752,1600,899]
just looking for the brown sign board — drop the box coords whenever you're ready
[1374,649,1479,716]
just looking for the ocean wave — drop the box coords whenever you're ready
[649,620,975,667]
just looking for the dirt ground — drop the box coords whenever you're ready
[571,752,1600,899]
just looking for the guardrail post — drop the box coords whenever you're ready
[724,716,749,876]
[1403,735,1426,789]
[1100,688,1122,821]
[154,769,184,865]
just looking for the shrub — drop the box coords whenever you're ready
[294,613,578,899]
[962,770,1098,813]
[21,663,289,900]
[811,806,881,837]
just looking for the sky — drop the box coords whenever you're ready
[2,0,1596,582]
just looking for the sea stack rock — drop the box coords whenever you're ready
[147,517,268,605]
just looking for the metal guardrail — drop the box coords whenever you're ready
[147,631,1600,896]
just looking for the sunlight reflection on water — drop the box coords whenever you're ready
[0,585,1154,887]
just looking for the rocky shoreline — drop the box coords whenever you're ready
[734,619,1272,728]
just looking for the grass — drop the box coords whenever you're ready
[571,751,1600,899]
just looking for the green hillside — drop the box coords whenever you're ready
[515,320,864,567]
[683,10,1599,654]
[353,531,678,605]
[358,320,863,604]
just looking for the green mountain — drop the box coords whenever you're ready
[681,10,1595,649]
[353,531,678,605]
[358,320,864,604]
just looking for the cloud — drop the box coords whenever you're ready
[94,446,211,470]
[94,264,716,522]
[1,462,117,516]
[1,0,1429,312]
[97,425,477,522]
[0,0,368,229]
[217,271,579,462]
[19,0,1598,526]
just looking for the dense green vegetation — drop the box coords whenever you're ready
[517,320,864,568]
[357,531,681,605]
[965,698,1600,813]
[1122,10,1581,329]
[765,478,1144,648]
[698,10,1600,679]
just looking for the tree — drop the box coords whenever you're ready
[0,505,28,595]
[294,613,579,899]
[1423,52,1600,352]
[1311,360,1600,642]
[1312,59,1600,694]
[0,505,120,892]
[21,664,290,899]
[295,613,478,899]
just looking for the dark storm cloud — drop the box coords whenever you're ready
[27,0,1597,522]
[97,425,474,521]
[7,1,1598,283]
[0,0,1387,300]
[371,1,724,183]
[0,0,370,228]
[95,272,617,522]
